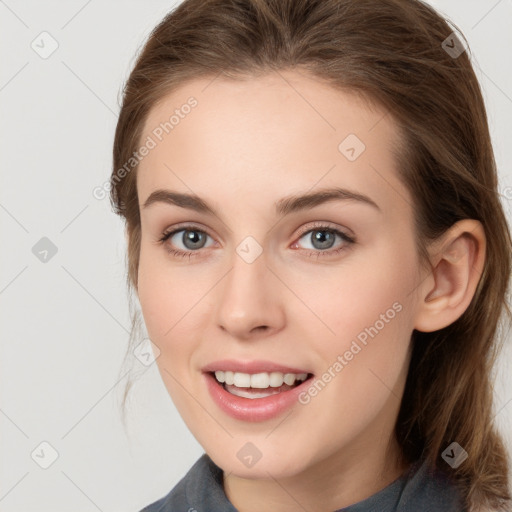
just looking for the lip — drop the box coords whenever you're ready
[203,368,314,422]
[201,359,311,374]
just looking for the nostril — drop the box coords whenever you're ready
[252,325,269,332]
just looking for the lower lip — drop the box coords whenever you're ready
[203,372,313,422]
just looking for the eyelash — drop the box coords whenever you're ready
[157,222,356,260]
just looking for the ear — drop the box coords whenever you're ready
[413,219,486,333]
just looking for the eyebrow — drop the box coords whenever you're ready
[142,187,381,216]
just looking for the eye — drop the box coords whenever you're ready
[158,225,216,259]
[157,222,355,260]
[292,223,355,257]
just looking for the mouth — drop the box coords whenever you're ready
[208,370,315,399]
[201,359,316,421]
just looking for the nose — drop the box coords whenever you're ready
[215,247,285,340]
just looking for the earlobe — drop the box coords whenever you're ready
[413,220,486,333]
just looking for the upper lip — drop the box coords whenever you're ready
[202,359,312,375]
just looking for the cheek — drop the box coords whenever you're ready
[137,243,205,335]
[294,262,414,435]
[291,244,416,346]
[137,251,182,360]
[292,243,416,408]
[137,247,218,382]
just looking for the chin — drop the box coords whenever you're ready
[206,443,311,480]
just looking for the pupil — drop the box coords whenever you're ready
[312,230,335,250]
[183,230,205,249]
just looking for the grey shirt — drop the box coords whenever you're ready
[140,453,466,512]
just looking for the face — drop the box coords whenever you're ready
[135,70,423,480]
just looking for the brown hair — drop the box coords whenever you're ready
[110,0,512,509]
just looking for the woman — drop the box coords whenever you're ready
[110,0,512,510]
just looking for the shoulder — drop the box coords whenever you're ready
[397,458,467,512]
[138,453,237,512]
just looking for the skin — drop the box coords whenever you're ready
[134,69,485,512]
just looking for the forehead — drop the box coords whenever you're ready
[137,70,411,217]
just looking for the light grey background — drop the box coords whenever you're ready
[0,1,511,510]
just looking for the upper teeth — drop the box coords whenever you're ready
[214,371,308,388]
